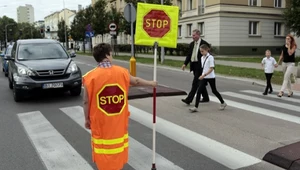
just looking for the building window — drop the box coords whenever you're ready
[177,0,182,11]
[274,0,282,7]
[249,0,257,6]
[187,24,192,36]
[198,22,204,36]
[199,0,205,14]
[274,22,284,36]
[188,0,192,10]
[178,25,182,37]
[249,21,259,35]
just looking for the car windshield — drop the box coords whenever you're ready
[17,43,69,60]
[6,47,12,55]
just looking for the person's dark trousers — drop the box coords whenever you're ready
[264,73,273,93]
[195,78,224,108]
[185,63,209,103]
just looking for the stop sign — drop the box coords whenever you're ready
[97,84,126,115]
[143,10,171,38]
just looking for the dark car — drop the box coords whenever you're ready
[5,39,82,102]
[0,45,13,77]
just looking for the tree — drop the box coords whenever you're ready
[283,0,300,37]
[0,16,17,47]
[92,0,107,41]
[107,6,124,36]
[57,20,69,43]
[17,23,43,39]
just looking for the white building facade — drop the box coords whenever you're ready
[17,4,35,24]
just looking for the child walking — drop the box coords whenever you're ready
[189,44,227,112]
[261,49,278,95]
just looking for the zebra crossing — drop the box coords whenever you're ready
[15,89,300,170]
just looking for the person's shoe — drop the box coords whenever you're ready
[181,99,190,105]
[277,91,284,97]
[189,107,198,112]
[269,90,273,94]
[220,102,227,110]
[262,92,268,95]
[288,92,293,97]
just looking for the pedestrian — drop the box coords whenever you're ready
[277,34,297,97]
[189,44,227,112]
[181,29,210,105]
[261,49,278,95]
[82,43,157,170]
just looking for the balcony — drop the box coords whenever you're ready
[181,8,198,18]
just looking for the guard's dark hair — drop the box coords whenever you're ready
[200,44,210,51]
[93,43,112,62]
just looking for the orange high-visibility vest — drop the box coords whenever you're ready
[83,65,130,170]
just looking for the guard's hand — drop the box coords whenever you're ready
[275,64,278,68]
[181,64,186,71]
[85,119,91,129]
[151,81,158,87]
[199,75,204,80]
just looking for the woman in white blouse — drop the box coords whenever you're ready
[189,44,227,112]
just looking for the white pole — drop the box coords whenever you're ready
[63,0,68,50]
[152,42,158,170]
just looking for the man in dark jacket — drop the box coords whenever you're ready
[181,29,210,105]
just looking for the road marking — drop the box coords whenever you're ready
[241,90,300,104]
[60,106,183,170]
[17,111,94,170]
[222,91,300,113]
[128,105,261,169]
[209,95,300,125]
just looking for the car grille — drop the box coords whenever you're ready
[30,74,71,81]
[36,69,65,76]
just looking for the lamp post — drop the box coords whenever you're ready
[5,23,15,48]
[63,0,68,50]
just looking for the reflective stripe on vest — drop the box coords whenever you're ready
[92,133,129,154]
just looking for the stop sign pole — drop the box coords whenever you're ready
[152,41,158,170]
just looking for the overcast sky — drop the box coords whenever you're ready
[0,0,91,21]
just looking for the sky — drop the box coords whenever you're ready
[0,0,91,21]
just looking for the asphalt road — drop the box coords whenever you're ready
[0,54,299,170]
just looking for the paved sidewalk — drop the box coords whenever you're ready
[117,52,283,71]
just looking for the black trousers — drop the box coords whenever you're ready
[185,63,209,103]
[264,73,273,93]
[195,78,224,108]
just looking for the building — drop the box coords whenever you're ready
[177,0,287,55]
[44,9,76,40]
[17,4,35,24]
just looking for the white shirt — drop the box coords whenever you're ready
[201,53,215,78]
[191,39,202,61]
[261,56,277,73]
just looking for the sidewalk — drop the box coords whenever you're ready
[117,52,283,71]
[117,52,300,92]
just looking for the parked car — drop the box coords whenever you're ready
[0,45,13,77]
[5,39,82,102]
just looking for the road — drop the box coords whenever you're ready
[0,54,299,170]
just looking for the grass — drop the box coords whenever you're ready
[77,52,285,85]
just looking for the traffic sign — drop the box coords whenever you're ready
[143,10,170,38]
[134,3,179,48]
[85,31,94,38]
[124,3,136,23]
[110,31,116,35]
[108,22,117,31]
[97,84,126,116]
[86,24,92,32]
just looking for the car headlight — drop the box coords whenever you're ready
[66,61,78,73]
[18,66,35,76]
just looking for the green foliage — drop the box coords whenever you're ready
[92,0,107,36]
[57,20,69,43]
[283,0,300,37]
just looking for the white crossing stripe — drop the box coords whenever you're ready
[17,111,94,170]
[241,90,300,104]
[222,91,300,113]
[128,105,261,170]
[60,106,183,170]
[209,95,300,125]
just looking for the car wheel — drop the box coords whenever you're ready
[70,86,82,96]
[13,83,23,102]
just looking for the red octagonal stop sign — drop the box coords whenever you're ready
[143,10,171,38]
[97,84,126,115]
